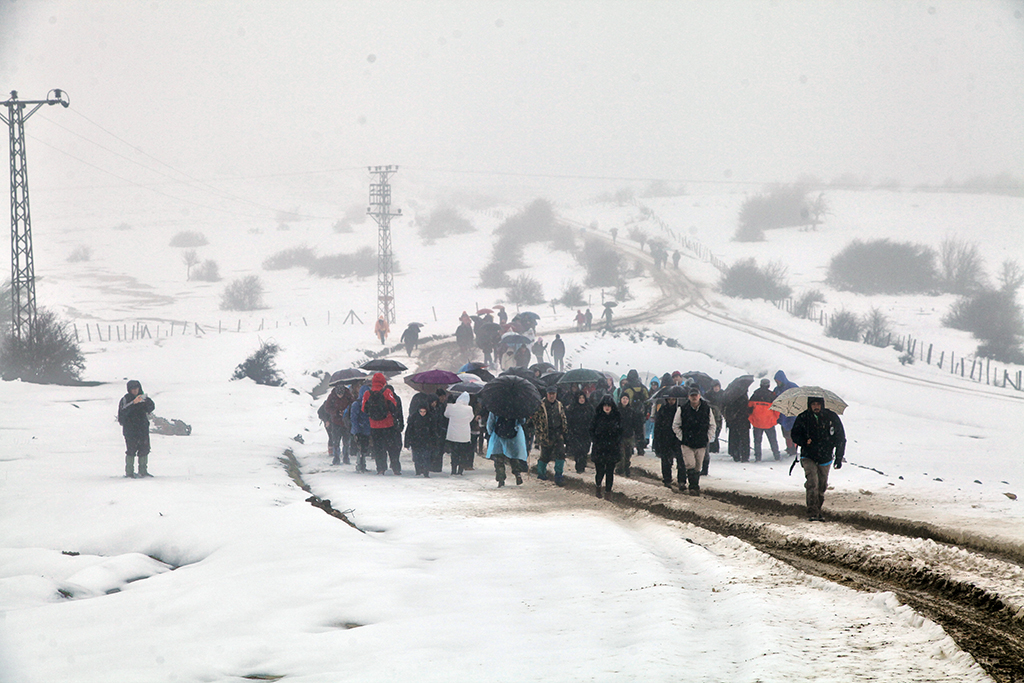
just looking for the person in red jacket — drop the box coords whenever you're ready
[362,372,400,474]
[748,378,781,461]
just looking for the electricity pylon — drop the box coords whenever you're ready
[1,89,70,342]
[367,165,401,324]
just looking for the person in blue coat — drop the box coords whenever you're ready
[486,413,528,488]
[346,382,373,472]
[774,370,799,455]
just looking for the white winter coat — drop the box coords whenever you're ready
[444,392,474,443]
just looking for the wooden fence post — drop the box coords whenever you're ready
[927,344,932,364]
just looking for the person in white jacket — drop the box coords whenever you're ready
[444,392,475,475]
[672,385,717,496]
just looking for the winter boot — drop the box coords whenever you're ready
[515,473,524,485]
[686,469,700,496]
[536,462,548,480]
[595,484,603,498]
[554,474,564,487]
[138,455,151,478]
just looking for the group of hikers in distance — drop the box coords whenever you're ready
[318,359,847,521]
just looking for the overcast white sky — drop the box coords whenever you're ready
[2,0,1023,205]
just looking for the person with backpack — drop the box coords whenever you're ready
[361,372,400,474]
[117,379,155,478]
[485,412,527,488]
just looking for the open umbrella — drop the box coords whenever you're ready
[479,374,542,419]
[681,371,716,394]
[771,386,848,417]
[328,369,367,385]
[459,361,488,372]
[721,374,755,403]
[648,384,688,404]
[448,381,484,395]
[540,371,564,386]
[479,322,502,335]
[361,359,408,375]
[477,308,494,315]
[492,304,506,309]
[530,362,556,373]
[404,369,462,393]
[500,333,533,346]
[517,311,541,321]
[457,372,486,384]
[405,322,425,328]
[501,367,545,385]
[464,366,495,382]
[556,368,605,385]
[603,301,618,308]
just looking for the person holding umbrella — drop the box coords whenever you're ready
[590,394,623,498]
[480,374,540,487]
[791,396,847,521]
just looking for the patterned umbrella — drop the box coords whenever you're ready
[771,386,848,417]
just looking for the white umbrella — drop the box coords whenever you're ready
[771,386,848,417]
[458,372,485,385]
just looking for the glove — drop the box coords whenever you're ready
[833,455,843,470]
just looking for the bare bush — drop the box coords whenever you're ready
[825,310,862,342]
[861,307,893,347]
[220,275,265,311]
[792,289,826,318]
[506,275,545,305]
[263,246,317,270]
[827,239,937,294]
[939,236,985,294]
[333,205,368,233]
[719,258,792,300]
[478,262,511,289]
[998,259,1024,293]
[420,206,475,239]
[0,308,85,383]
[182,250,200,280]
[67,246,92,263]
[169,231,208,248]
[558,280,586,307]
[192,260,221,282]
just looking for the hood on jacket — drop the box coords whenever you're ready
[572,390,587,404]
[598,394,618,411]
[371,372,387,391]
[807,396,824,409]
[626,369,641,386]
[774,370,791,385]
[456,392,470,405]
[126,379,143,393]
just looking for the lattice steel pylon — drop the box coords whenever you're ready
[367,165,401,324]
[1,89,70,342]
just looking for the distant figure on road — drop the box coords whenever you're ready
[601,306,614,330]
[374,316,390,345]
[550,334,566,371]
[400,324,420,357]
[672,250,681,269]
[117,379,155,478]
[791,396,846,522]
[585,309,593,330]
[574,310,586,330]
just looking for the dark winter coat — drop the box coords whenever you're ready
[722,392,750,432]
[589,396,624,465]
[318,386,355,426]
[550,337,565,359]
[616,397,644,440]
[651,400,680,457]
[455,323,474,349]
[347,384,372,435]
[404,410,433,450]
[117,380,154,440]
[791,400,846,465]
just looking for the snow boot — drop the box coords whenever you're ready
[595,484,602,498]
[554,474,564,487]
[686,469,701,496]
[515,473,524,485]
[536,462,548,480]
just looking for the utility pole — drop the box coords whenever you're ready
[1,89,70,342]
[367,165,401,325]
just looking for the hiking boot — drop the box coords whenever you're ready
[595,485,602,498]
[497,480,505,488]
[515,473,523,485]
[554,474,564,487]
[536,463,548,480]
[332,458,341,465]
[773,453,781,461]
[139,472,153,478]
[688,488,700,497]
[124,473,136,479]
[342,457,350,464]
[424,472,430,478]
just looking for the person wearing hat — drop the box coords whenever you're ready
[748,378,781,461]
[531,386,568,485]
[318,377,356,465]
[117,379,156,478]
[672,385,716,496]
[791,396,847,521]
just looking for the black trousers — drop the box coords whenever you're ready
[595,460,615,492]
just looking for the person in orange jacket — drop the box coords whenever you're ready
[373,316,390,345]
[748,378,781,461]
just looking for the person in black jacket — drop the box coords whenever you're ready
[565,390,593,473]
[405,405,434,476]
[117,379,155,478]
[791,397,847,521]
[615,393,644,477]
[590,395,623,498]
[652,396,681,488]
[550,334,566,371]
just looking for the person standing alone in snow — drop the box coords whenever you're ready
[791,396,846,521]
[550,334,566,371]
[117,379,155,478]
[373,316,390,345]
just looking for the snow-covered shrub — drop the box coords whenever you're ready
[719,258,791,300]
[827,239,937,294]
[944,288,1024,362]
[558,280,586,307]
[263,246,317,271]
[191,260,220,282]
[734,185,808,242]
[549,224,576,252]
[506,275,545,305]
[825,310,862,342]
[627,227,648,251]
[231,341,284,386]
[479,262,511,289]
[333,205,368,234]
[792,289,826,319]
[495,199,556,245]
[169,231,208,248]
[67,246,91,263]
[307,247,376,278]
[0,309,85,383]
[861,307,893,347]
[420,206,474,240]
[938,236,985,294]
[579,238,623,287]
[220,275,265,311]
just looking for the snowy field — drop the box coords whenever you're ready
[2,187,1023,681]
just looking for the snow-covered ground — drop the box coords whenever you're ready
[2,188,1023,681]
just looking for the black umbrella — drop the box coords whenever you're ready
[648,384,688,404]
[556,368,605,385]
[603,301,618,307]
[448,382,484,395]
[721,374,755,403]
[329,369,368,385]
[682,371,716,394]
[530,362,556,373]
[540,371,564,386]
[465,367,496,382]
[501,366,544,386]
[361,358,408,375]
[479,374,542,419]
[406,322,425,328]
[500,333,533,346]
